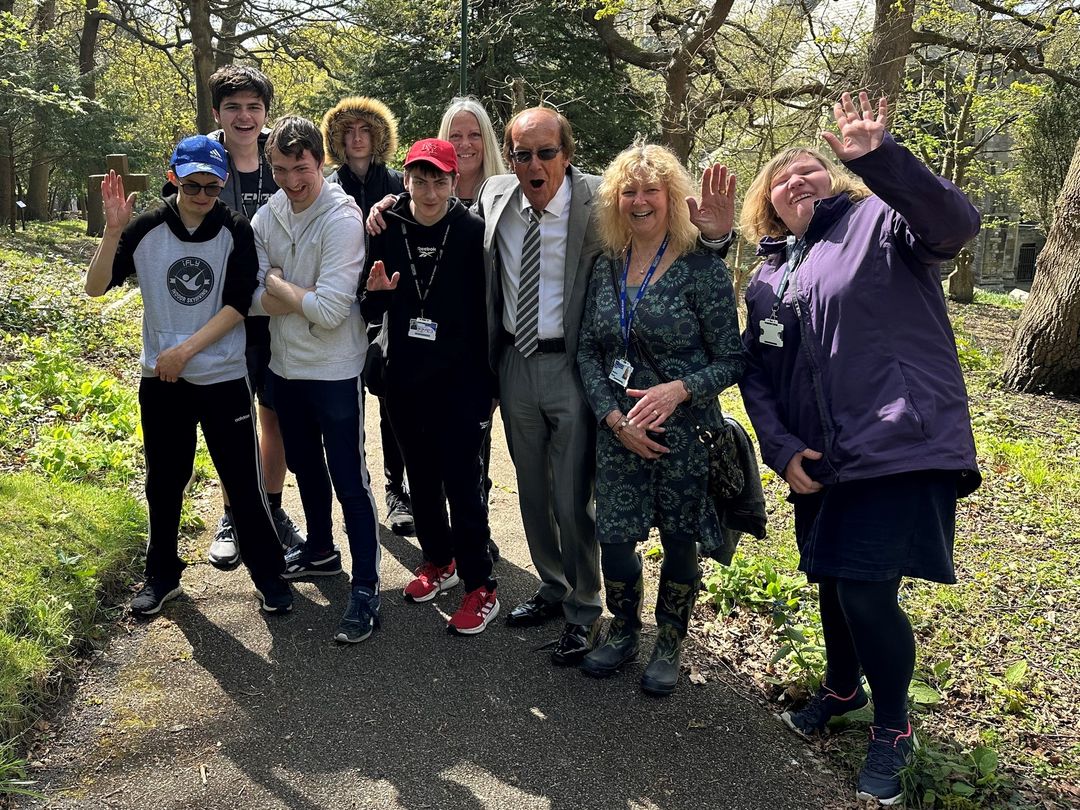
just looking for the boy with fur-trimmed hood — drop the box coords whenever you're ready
[321,96,404,218]
[321,96,414,538]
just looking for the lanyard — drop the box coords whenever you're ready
[770,234,807,318]
[400,220,452,317]
[619,234,669,353]
[229,153,264,220]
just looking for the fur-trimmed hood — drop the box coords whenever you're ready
[321,96,398,168]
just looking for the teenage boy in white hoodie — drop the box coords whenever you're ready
[249,116,382,643]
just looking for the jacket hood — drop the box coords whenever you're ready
[321,97,398,169]
[384,193,470,227]
[757,193,854,257]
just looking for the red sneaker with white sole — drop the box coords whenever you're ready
[403,560,459,602]
[448,585,499,635]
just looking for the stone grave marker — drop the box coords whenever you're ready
[87,155,148,237]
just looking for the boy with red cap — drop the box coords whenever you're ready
[361,139,499,634]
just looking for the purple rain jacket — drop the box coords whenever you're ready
[739,135,982,495]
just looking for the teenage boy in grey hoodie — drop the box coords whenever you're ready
[85,135,293,618]
[249,116,382,644]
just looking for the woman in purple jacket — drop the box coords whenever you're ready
[739,92,981,806]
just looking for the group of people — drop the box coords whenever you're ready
[85,61,982,805]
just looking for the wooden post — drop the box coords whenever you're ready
[87,154,149,237]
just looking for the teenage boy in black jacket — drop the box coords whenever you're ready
[361,139,498,635]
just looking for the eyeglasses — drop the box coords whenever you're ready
[180,181,224,197]
[510,146,563,164]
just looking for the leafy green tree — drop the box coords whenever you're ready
[1013,83,1080,230]
[306,0,651,172]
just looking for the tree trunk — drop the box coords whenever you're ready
[0,128,12,230]
[26,0,57,221]
[187,0,218,133]
[79,0,101,99]
[1002,134,1080,395]
[863,0,916,100]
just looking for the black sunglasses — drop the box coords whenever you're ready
[510,146,563,164]
[180,181,224,197]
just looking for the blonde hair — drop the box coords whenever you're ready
[596,143,698,257]
[438,97,507,181]
[740,147,871,243]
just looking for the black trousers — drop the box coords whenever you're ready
[378,395,408,498]
[387,385,493,591]
[139,376,284,585]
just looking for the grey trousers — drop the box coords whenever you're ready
[498,345,602,626]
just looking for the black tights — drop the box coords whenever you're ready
[601,539,698,584]
[819,576,913,729]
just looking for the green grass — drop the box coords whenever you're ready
[0,222,152,797]
[708,296,1079,807]
[0,473,145,790]
[973,288,1024,311]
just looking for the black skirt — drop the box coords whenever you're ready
[791,470,959,584]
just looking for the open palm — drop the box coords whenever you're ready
[822,91,888,162]
[101,170,136,232]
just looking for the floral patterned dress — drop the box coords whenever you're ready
[576,248,745,546]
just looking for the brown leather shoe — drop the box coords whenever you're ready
[551,622,599,666]
[506,592,563,626]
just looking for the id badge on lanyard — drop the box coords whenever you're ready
[613,237,669,388]
[759,235,805,350]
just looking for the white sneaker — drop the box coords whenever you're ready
[207,513,240,569]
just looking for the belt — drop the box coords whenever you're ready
[502,328,566,354]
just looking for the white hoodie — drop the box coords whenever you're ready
[250,180,367,380]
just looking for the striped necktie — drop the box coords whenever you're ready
[515,207,543,357]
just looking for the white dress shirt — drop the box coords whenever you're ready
[496,174,571,339]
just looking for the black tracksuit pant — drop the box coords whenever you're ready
[139,376,285,586]
[386,386,493,591]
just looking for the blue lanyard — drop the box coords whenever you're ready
[619,234,669,353]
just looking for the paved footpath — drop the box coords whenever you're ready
[16,407,852,810]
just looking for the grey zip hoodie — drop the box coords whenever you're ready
[249,180,367,380]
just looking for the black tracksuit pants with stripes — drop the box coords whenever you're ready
[138,376,285,586]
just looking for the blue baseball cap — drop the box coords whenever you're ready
[171,135,229,181]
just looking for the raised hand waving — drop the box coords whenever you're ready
[822,91,888,162]
[101,170,137,233]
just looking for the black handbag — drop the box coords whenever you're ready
[363,313,389,397]
[607,262,743,500]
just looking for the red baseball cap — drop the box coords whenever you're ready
[404,138,458,174]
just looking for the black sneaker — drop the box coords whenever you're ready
[780,683,869,738]
[856,722,916,805]
[386,491,415,537]
[335,586,381,643]
[207,512,240,569]
[272,507,306,551]
[130,579,183,617]
[282,545,343,579]
[254,577,294,615]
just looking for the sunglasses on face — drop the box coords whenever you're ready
[510,146,563,164]
[179,181,224,197]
